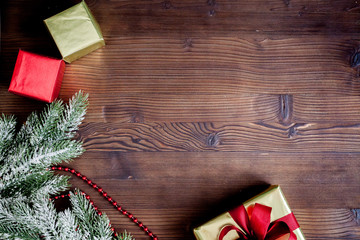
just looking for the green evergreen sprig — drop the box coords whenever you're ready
[0,92,133,240]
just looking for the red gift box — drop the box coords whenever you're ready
[8,50,65,103]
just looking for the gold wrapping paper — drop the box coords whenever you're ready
[194,186,305,240]
[44,0,105,63]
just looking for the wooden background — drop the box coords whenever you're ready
[1,0,360,239]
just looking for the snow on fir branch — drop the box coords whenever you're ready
[0,91,133,240]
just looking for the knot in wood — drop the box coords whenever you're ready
[288,126,298,138]
[283,0,290,6]
[287,123,306,138]
[351,51,360,68]
[351,209,360,224]
[206,132,220,147]
[207,0,216,6]
[161,1,172,9]
[130,112,144,123]
[183,38,193,49]
[131,137,141,144]
[279,95,293,126]
[209,9,216,16]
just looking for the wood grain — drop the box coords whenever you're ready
[3,92,360,124]
[62,151,360,239]
[77,121,360,152]
[88,208,360,240]
[2,36,360,96]
[2,0,360,239]
[66,151,360,208]
[4,0,360,36]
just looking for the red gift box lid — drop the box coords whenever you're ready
[8,50,65,103]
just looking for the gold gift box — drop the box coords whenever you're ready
[194,185,305,240]
[44,0,105,63]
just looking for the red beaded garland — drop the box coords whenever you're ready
[50,166,157,239]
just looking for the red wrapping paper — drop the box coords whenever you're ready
[8,50,65,103]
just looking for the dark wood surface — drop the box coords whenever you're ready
[1,0,360,239]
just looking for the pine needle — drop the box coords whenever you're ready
[0,92,133,239]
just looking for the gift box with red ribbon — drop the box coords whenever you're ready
[8,50,65,103]
[193,185,305,240]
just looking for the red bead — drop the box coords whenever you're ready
[48,169,157,239]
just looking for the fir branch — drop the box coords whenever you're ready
[16,91,88,146]
[0,114,16,163]
[0,172,70,199]
[0,200,40,239]
[56,210,85,240]
[116,231,133,240]
[32,197,58,239]
[0,92,133,240]
[0,140,83,185]
[58,91,89,138]
[69,191,113,240]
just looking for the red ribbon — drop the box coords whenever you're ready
[218,203,299,240]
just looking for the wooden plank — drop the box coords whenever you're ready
[293,95,360,122]
[64,151,360,208]
[91,208,360,240]
[62,151,360,239]
[77,121,360,152]
[2,91,360,125]
[71,208,360,240]
[60,36,359,96]
[3,0,360,36]
[2,36,360,96]
[85,94,279,123]
[0,91,280,123]
[82,94,360,123]
[2,1,360,239]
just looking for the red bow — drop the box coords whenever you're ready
[219,203,299,240]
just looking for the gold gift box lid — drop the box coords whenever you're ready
[44,0,105,63]
[194,185,306,240]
